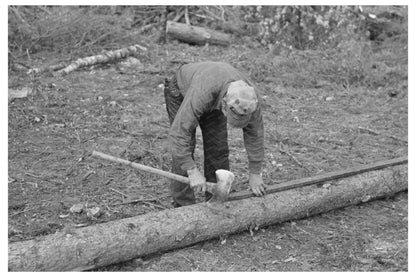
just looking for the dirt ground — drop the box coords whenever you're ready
[8,42,408,271]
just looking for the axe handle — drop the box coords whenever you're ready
[92,151,216,188]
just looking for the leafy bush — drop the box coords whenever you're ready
[241,6,368,50]
[236,6,408,89]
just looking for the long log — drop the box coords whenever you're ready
[8,163,407,271]
[166,20,231,46]
[53,44,147,76]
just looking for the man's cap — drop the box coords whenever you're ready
[225,80,258,128]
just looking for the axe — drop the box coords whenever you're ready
[91,151,234,203]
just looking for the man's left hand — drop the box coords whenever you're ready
[249,173,267,196]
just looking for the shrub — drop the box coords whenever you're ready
[8,6,140,56]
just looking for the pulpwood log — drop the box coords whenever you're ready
[28,44,147,76]
[166,20,231,46]
[8,164,407,271]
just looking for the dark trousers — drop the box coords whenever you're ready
[163,76,229,207]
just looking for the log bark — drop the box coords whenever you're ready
[27,62,68,75]
[166,20,231,46]
[8,163,407,271]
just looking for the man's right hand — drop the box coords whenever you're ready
[187,166,206,193]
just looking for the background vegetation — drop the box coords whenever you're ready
[8,5,407,89]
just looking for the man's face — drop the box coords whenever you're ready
[222,98,248,129]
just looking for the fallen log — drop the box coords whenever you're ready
[27,62,68,75]
[166,20,231,46]
[8,162,407,271]
[51,44,147,76]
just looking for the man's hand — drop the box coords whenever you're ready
[249,173,267,196]
[187,166,206,193]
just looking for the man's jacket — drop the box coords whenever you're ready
[170,61,264,174]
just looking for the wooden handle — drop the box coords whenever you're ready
[92,151,216,188]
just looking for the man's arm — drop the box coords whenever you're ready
[169,86,215,171]
[169,100,199,172]
[243,105,265,174]
[243,105,266,196]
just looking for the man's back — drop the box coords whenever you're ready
[176,61,249,97]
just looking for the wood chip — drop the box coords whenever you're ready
[70,203,84,213]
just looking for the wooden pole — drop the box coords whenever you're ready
[229,156,408,201]
[8,163,407,271]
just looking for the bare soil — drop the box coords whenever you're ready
[8,42,408,271]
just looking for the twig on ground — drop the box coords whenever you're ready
[110,187,129,198]
[102,199,117,213]
[25,171,65,186]
[11,207,33,217]
[201,6,223,21]
[113,197,157,205]
[358,126,408,144]
[74,129,81,143]
[358,126,379,136]
[387,135,408,144]
[375,202,396,210]
[25,172,42,178]
[172,9,185,22]
[113,197,167,210]
[278,142,312,174]
[142,201,167,210]
[81,135,99,143]
[292,140,327,152]
[393,246,405,257]
[81,170,95,181]
[293,225,312,235]
[286,233,302,243]
[35,6,52,15]
[184,6,190,25]
[179,253,193,263]
[78,31,112,49]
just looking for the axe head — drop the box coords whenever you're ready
[209,169,235,203]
